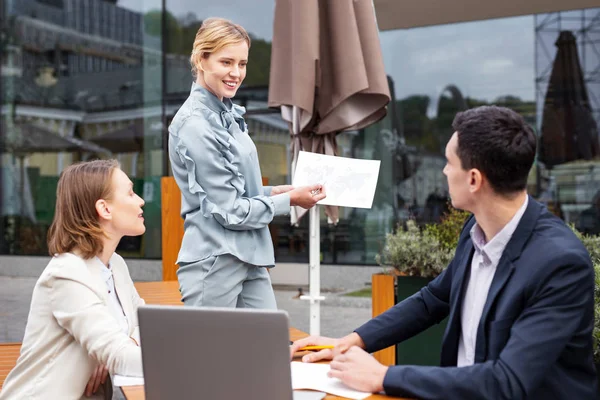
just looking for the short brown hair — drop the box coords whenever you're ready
[452,106,536,195]
[190,17,251,78]
[47,159,120,259]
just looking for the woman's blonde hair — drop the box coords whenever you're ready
[190,17,251,78]
[47,159,120,259]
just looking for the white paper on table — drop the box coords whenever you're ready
[292,151,381,209]
[113,374,144,387]
[291,362,372,400]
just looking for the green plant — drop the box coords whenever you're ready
[376,219,451,277]
[570,224,600,264]
[594,261,600,364]
[376,206,470,278]
[425,206,471,251]
[569,225,600,364]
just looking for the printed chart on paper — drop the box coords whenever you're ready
[292,151,380,209]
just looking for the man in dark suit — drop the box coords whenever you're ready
[290,106,597,399]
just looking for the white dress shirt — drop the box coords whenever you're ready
[457,196,528,367]
[97,257,129,335]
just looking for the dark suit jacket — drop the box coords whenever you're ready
[355,198,597,399]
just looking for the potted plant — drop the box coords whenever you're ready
[374,206,469,366]
[593,261,600,394]
[572,228,600,394]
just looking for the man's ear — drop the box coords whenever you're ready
[469,169,483,193]
[95,199,112,221]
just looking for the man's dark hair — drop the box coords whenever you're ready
[452,105,536,195]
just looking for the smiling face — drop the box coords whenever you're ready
[197,41,248,101]
[103,168,145,237]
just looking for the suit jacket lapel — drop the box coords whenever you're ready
[84,257,111,304]
[474,256,515,362]
[86,255,135,336]
[110,256,135,336]
[441,238,474,366]
[450,243,474,311]
[474,196,542,362]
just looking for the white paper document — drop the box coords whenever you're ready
[114,362,371,399]
[113,374,144,387]
[291,361,372,400]
[292,151,381,209]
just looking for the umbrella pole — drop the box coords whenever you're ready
[301,205,325,335]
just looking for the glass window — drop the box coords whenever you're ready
[377,7,600,245]
[3,2,595,264]
[378,16,537,239]
[0,0,163,257]
[535,9,600,232]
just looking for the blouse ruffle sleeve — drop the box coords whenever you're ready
[170,110,289,231]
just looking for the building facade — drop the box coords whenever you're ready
[1,0,599,263]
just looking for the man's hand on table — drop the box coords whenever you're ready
[290,335,338,361]
[328,345,388,393]
[290,333,386,393]
[290,332,364,361]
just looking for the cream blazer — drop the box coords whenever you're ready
[0,252,144,400]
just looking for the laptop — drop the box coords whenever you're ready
[138,305,296,400]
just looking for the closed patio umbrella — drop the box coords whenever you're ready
[1,121,110,220]
[90,121,145,154]
[268,0,390,334]
[539,30,600,168]
[1,122,109,154]
[90,120,163,154]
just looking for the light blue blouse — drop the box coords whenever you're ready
[168,83,290,267]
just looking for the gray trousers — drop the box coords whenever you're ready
[177,254,277,309]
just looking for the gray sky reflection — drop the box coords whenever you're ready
[117,1,536,108]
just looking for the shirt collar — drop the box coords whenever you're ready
[94,256,113,283]
[190,82,231,112]
[190,82,246,129]
[470,195,529,266]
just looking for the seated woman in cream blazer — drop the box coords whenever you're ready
[0,160,146,400]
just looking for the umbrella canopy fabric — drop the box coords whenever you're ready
[90,122,145,154]
[539,30,600,168]
[268,0,391,224]
[90,120,162,153]
[1,121,110,222]
[373,0,599,31]
[1,122,109,155]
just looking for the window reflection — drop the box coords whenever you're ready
[374,9,598,263]
[1,0,162,257]
[536,9,600,224]
[2,2,598,265]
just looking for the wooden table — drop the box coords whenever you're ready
[125,282,409,400]
[134,281,182,305]
[0,343,21,390]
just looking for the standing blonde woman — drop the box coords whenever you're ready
[168,17,325,309]
[0,160,145,400]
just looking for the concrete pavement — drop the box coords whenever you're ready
[0,275,373,343]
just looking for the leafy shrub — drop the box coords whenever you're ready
[593,262,600,364]
[376,206,470,278]
[570,225,600,264]
[425,207,471,251]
